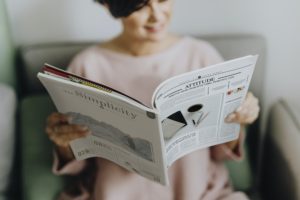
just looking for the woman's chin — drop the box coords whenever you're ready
[144,31,169,42]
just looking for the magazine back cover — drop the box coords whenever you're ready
[38,73,168,185]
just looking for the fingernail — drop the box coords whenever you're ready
[236,106,242,112]
[225,114,235,122]
[241,108,248,114]
[80,126,88,131]
[86,130,92,135]
[67,116,72,122]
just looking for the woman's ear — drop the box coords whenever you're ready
[94,0,109,10]
[100,2,112,17]
[102,3,109,9]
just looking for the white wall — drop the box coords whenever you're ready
[5,0,300,120]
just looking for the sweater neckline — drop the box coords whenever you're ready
[96,36,189,61]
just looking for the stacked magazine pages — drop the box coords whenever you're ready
[38,55,258,185]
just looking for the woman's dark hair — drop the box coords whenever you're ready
[95,0,150,18]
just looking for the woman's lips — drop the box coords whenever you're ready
[144,24,164,33]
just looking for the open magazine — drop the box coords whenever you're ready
[37,55,258,185]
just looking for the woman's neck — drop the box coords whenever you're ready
[102,33,180,56]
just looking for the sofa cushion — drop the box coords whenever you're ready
[282,99,300,128]
[20,94,66,200]
[262,98,300,199]
[0,84,16,198]
[0,1,16,87]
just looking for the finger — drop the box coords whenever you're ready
[51,130,91,148]
[227,104,249,121]
[244,98,259,111]
[55,124,88,134]
[225,113,236,122]
[232,112,247,124]
[226,96,260,124]
[226,106,252,123]
[244,108,260,124]
[60,129,91,145]
[62,129,90,143]
[227,107,248,123]
[235,96,259,117]
[234,106,260,124]
[246,93,259,107]
[239,100,260,117]
[52,136,70,148]
[47,124,90,145]
[47,112,69,127]
[242,92,258,105]
[237,96,256,112]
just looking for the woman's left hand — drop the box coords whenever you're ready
[223,92,260,150]
[225,92,260,125]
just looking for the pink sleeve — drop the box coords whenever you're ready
[203,43,224,66]
[210,127,245,162]
[66,54,86,76]
[52,150,87,175]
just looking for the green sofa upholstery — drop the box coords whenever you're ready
[20,95,64,200]
[18,35,266,200]
[0,2,17,200]
[0,1,16,88]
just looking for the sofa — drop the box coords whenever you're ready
[261,98,300,200]
[0,85,16,200]
[0,1,17,199]
[16,34,267,200]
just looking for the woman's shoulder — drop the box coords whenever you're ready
[70,43,115,63]
[72,44,108,62]
[67,44,110,75]
[182,36,224,64]
[183,36,218,53]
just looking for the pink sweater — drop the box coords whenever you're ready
[53,37,248,200]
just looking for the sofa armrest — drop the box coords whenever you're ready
[0,84,16,198]
[262,98,300,200]
[20,94,66,200]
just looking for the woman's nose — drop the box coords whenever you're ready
[147,2,164,22]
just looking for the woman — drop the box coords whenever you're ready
[46,0,260,199]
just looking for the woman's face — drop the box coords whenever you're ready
[121,0,174,42]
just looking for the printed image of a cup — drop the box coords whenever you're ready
[187,104,204,126]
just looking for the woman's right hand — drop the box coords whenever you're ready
[46,112,90,161]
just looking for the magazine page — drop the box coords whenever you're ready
[37,73,168,185]
[42,64,148,107]
[151,55,258,167]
